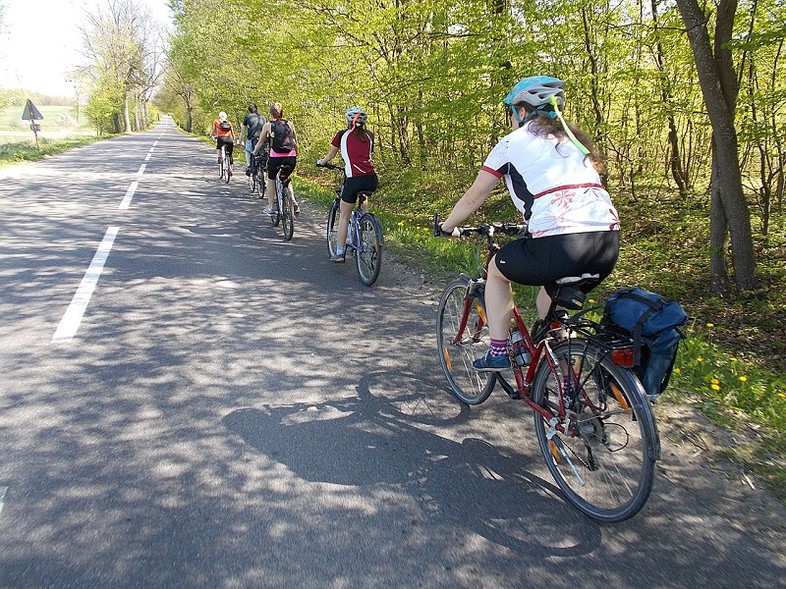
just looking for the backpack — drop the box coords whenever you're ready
[271,119,295,152]
[602,287,688,401]
[219,120,231,131]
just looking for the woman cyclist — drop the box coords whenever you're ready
[211,111,236,166]
[438,76,620,371]
[317,107,378,263]
[253,102,300,215]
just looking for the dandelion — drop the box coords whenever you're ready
[706,323,714,328]
[697,357,704,363]
[711,378,719,385]
[397,221,405,227]
[739,376,748,382]
[731,357,738,361]
[779,393,786,399]
[588,299,596,304]
[711,384,720,391]
[673,368,681,374]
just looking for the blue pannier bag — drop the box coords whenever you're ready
[602,287,688,402]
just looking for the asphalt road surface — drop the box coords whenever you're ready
[1,118,784,588]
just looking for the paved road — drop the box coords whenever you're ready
[1,118,784,588]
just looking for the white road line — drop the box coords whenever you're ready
[52,226,119,342]
[119,181,138,210]
[0,486,7,518]
[145,152,152,161]
[137,164,147,175]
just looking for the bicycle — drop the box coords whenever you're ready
[247,151,267,199]
[433,215,660,522]
[318,162,383,286]
[218,144,232,183]
[267,163,295,241]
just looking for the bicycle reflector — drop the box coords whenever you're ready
[611,347,635,367]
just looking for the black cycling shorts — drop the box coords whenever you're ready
[216,135,233,155]
[268,156,297,180]
[341,174,378,204]
[495,230,619,289]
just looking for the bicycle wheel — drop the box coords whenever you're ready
[436,277,496,405]
[530,338,658,522]
[279,181,294,241]
[355,213,383,285]
[255,169,265,199]
[326,199,340,258]
[247,166,255,193]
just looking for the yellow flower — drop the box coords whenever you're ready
[739,376,748,382]
[779,393,786,399]
[697,357,704,362]
[711,384,720,391]
[589,299,596,304]
[673,368,681,374]
[730,357,738,361]
[706,323,714,328]
[397,221,404,227]
[710,378,719,385]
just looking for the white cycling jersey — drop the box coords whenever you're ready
[482,121,620,238]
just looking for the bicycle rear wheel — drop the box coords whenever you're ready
[530,338,658,522]
[356,213,382,286]
[326,199,340,258]
[255,169,265,199]
[436,277,496,405]
[280,183,294,241]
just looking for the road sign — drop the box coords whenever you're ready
[21,99,43,121]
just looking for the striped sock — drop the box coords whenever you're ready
[488,338,508,357]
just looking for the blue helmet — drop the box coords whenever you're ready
[345,107,367,127]
[504,76,565,110]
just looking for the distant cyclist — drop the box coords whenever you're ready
[211,111,236,165]
[253,102,300,215]
[317,107,378,263]
[240,103,266,176]
[438,76,620,371]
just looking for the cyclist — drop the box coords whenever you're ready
[253,102,301,215]
[317,107,378,263]
[438,76,620,371]
[239,103,266,177]
[211,111,236,166]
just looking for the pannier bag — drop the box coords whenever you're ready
[602,287,688,402]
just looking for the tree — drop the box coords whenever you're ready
[675,0,757,291]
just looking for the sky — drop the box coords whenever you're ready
[0,0,173,97]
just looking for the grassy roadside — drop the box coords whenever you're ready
[295,171,786,504]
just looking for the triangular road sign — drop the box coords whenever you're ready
[22,99,44,121]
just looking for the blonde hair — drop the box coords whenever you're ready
[269,103,283,119]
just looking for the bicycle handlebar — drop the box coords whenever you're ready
[316,161,342,171]
[432,213,527,239]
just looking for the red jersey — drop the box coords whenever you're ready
[331,129,375,177]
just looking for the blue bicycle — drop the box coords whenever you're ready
[319,162,383,286]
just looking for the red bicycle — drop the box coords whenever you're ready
[434,216,660,522]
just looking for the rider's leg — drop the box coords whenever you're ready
[473,255,514,370]
[536,287,552,319]
[335,200,353,258]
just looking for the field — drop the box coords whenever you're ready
[0,104,94,144]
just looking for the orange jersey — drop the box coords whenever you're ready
[213,119,233,138]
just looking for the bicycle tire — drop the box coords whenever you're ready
[530,338,658,522]
[356,213,382,286]
[280,181,294,241]
[326,199,340,258]
[247,166,255,193]
[255,169,265,199]
[218,152,224,179]
[436,277,496,405]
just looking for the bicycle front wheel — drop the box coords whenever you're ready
[280,184,294,241]
[256,170,265,199]
[356,213,382,286]
[531,338,659,522]
[436,277,496,405]
[326,199,340,258]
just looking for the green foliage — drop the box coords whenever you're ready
[0,136,101,165]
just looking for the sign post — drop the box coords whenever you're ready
[21,99,44,149]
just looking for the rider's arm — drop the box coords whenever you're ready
[318,145,340,165]
[252,123,271,155]
[440,169,499,232]
[239,124,248,143]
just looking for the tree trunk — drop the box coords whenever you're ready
[124,93,132,133]
[675,0,757,291]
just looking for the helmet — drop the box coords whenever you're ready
[504,76,565,110]
[218,111,227,121]
[346,107,367,127]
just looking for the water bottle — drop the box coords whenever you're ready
[509,327,531,366]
